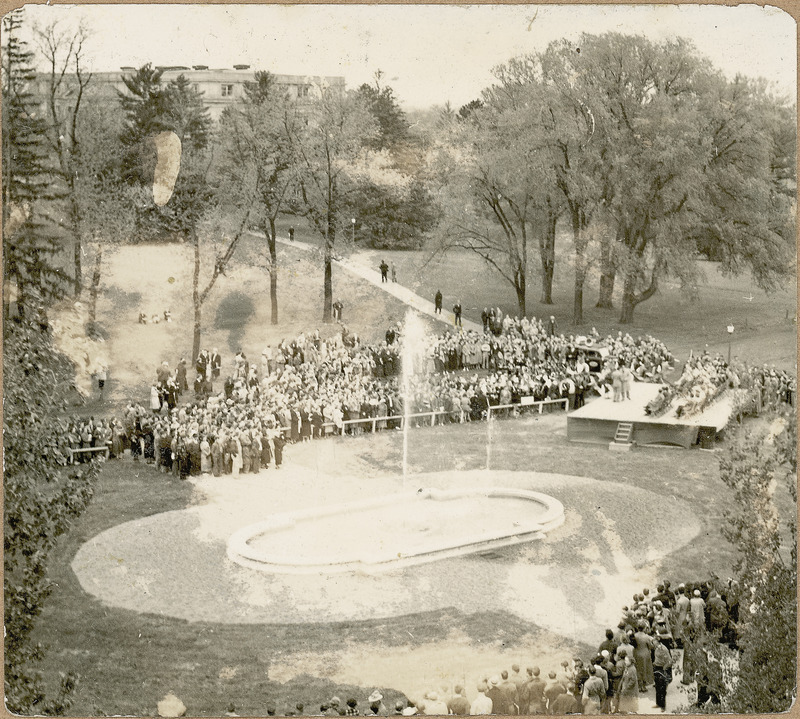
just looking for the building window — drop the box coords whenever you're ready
[298,84,310,98]
[221,84,234,97]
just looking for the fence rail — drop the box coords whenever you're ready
[337,397,570,434]
[68,446,110,464]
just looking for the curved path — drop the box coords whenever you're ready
[252,231,482,333]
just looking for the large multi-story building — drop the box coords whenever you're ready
[37,65,346,120]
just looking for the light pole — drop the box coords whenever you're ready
[727,324,734,364]
[351,217,356,244]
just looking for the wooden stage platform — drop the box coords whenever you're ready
[567,382,735,448]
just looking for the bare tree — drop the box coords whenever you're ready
[35,20,92,295]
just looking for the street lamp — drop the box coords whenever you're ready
[351,217,356,244]
[727,324,735,364]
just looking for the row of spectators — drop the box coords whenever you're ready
[646,351,795,418]
[194,579,737,717]
[137,319,676,450]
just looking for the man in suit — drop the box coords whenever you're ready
[210,348,222,380]
[453,302,462,327]
[434,290,442,314]
[524,667,547,714]
[379,260,389,282]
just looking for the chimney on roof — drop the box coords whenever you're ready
[192,65,209,70]
[233,64,251,70]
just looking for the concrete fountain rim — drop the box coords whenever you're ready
[226,485,565,575]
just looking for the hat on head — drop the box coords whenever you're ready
[489,676,500,687]
[369,691,383,704]
[694,589,701,596]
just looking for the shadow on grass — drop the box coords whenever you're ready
[215,290,256,353]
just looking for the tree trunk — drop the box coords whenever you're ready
[571,207,587,325]
[596,233,616,308]
[619,255,659,324]
[573,265,586,325]
[267,218,278,325]
[191,228,202,362]
[619,270,638,324]
[88,245,102,325]
[515,268,526,317]
[539,210,556,305]
[322,221,334,323]
[69,189,82,296]
[597,270,616,308]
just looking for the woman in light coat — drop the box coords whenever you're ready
[231,433,243,476]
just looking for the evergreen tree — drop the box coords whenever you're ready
[4,313,100,713]
[117,63,167,184]
[117,65,213,242]
[355,71,409,153]
[2,9,68,312]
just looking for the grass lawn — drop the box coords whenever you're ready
[277,213,796,370]
[29,213,795,716]
[29,410,795,717]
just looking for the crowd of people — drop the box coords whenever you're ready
[69,311,795,473]
[191,577,736,717]
[644,351,796,419]
[129,318,679,457]
[72,313,794,471]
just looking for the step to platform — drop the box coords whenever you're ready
[610,421,634,451]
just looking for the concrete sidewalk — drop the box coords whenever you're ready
[262,232,482,334]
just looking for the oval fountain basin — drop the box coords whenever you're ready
[227,487,564,574]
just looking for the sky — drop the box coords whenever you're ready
[20,3,798,110]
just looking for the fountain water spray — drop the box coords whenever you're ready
[400,308,430,486]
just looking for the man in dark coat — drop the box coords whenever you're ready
[273,433,285,467]
[379,260,389,282]
[453,302,462,327]
[210,349,222,379]
[434,290,442,314]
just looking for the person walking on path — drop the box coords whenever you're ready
[380,260,389,282]
[289,226,295,241]
[434,290,443,314]
[391,263,397,282]
[453,301,462,327]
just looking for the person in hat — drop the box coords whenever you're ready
[469,682,492,715]
[367,690,387,716]
[549,683,579,715]
[616,657,639,714]
[447,686,470,716]
[652,631,673,712]
[485,676,508,715]
[581,665,605,715]
[523,666,546,715]
[421,691,447,716]
[689,589,706,633]
[157,693,187,718]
